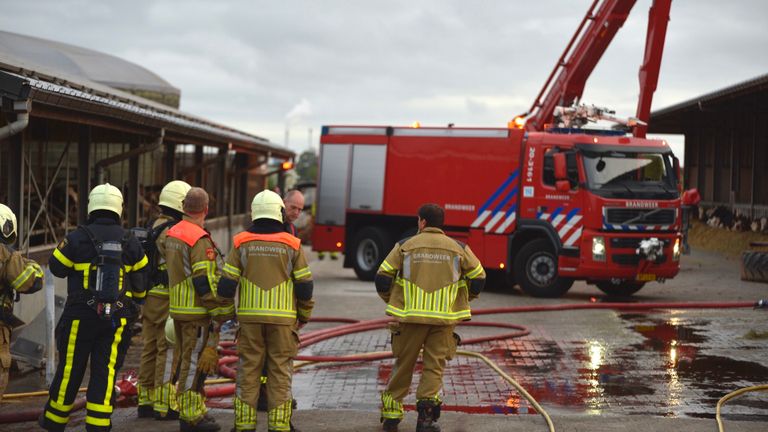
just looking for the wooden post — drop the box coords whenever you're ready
[78,125,91,224]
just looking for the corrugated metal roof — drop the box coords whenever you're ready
[0,30,292,158]
[0,69,292,158]
[0,30,179,96]
[651,73,768,118]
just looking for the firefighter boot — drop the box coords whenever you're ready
[180,415,221,432]
[137,404,155,418]
[416,400,441,432]
[381,418,401,431]
[155,408,180,420]
[267,423,300,432]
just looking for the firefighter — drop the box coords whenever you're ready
[376,204,486,432]
[0,204,43,402]
[40,184,149,432]
[165,187,234,432]
[254,189,307,412]
[136,180,191,420]
[218,190,314,432]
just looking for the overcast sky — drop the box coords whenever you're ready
[2,0,768,157]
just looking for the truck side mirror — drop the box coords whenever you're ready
[554,152,567,180]
[556,180,571,192]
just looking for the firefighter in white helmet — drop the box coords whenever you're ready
[218,190,314,432]
[0,203,43,402]
[136,180,191,420]
[165,187,234,432]
[41,184,149,432]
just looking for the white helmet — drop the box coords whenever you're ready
[159,180,192,213]
[165,317,176,345]
[251,190,284,222]
[87,183,123,216]
[0,203,18,244]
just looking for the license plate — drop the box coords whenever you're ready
[636,273,657,282]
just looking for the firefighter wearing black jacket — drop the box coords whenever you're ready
[40,183,149,432]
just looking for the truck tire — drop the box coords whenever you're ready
[514,238,574,298]
[595,280,645,297]
[741,251,768,282]
[352,227,392,281]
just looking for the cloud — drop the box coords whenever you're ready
[1,0,767,153]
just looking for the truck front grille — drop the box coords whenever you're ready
[605,208,676,225]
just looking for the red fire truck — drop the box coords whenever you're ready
[311,0,682,297]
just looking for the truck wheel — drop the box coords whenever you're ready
[741,251,768,282]
[596,280,645,297]
[352,227,392,281]
[514,238,574,298]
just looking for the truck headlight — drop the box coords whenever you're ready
[592,236,606,262]
[673,238,681,261]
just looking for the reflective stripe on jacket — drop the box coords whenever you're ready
[377,227,485,325]
[48,218,149,319]
[219,231,313,324]
[165,219,234,321]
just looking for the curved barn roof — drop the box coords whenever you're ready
[0,30,179,98]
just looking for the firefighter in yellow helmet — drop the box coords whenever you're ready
[136,180,191,420]
[218,190,314,432]
[0,203,43,402]
[40,184,149,432]
[376,204,486,432]
[165,187,234,432]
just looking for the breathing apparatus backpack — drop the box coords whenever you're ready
[130,219,178,287]
[80,226,129,319]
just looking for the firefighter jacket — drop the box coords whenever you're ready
[1,244,43,328]
[164,217,234,322]
[141,214,178,324]
[375,227,486,325]
[219,220,314,325]
[49,216,149,319]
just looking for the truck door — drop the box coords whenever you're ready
[521,143,583,249]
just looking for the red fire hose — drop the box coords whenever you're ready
[1,300,761,423]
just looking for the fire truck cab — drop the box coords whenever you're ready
[312,125,682,297]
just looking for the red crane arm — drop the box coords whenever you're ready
[634,0,672,137]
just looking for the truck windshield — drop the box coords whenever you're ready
[582,150,678,199]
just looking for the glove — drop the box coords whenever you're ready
[198,346,220,376]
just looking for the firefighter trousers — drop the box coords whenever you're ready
[174,317,213,424]
[41,316,132,432]
[381,323,457,420]
[234,322,298,432]
[137,310,177,415]
[0,324,11,403]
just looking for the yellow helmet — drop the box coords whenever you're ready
[159,180,192,213]
[0,203,18,244]
[87,183,123,216]
[165,317,176,345]
[251,190,284,222]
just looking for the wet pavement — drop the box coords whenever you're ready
[287,308,768,420]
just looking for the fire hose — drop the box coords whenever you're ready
[1,300,763,431]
